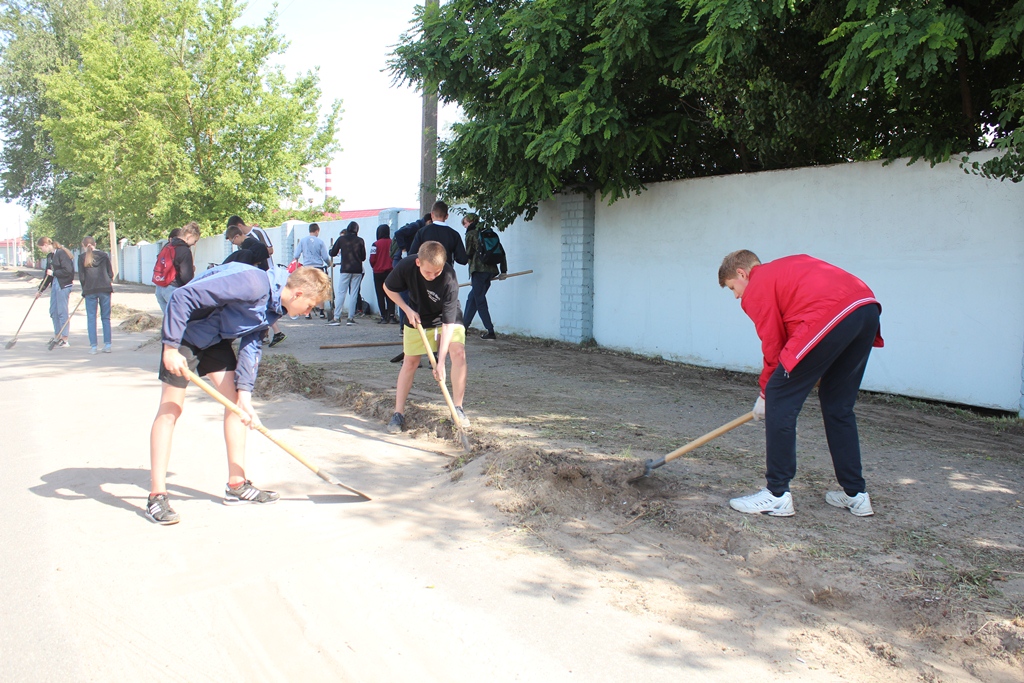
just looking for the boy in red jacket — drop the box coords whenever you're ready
[719,250,883,518]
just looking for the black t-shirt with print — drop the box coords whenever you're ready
[384,254,462,329]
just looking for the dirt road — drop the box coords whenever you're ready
[1,268,1022,682]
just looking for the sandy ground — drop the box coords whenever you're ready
[1,267,1022,682]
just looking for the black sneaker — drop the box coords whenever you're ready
[386,412,405,433]
[146,493,180,525]
[268,332,286,347]
[480,331,496,340]
[223,480,280,505]
[346,318,355,326]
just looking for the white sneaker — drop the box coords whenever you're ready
[729,488,795,517]
[825,491,874,516]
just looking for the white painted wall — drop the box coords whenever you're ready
[591,156,1024,411]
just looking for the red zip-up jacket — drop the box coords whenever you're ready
[740,255,883,394]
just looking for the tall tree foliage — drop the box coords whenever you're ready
[1,0,341,243]
[390,0,1023,228]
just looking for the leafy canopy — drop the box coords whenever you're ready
[390,0,1024,228]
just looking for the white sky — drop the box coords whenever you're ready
[0,0,457,238]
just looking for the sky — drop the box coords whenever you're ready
[0,0,457,239]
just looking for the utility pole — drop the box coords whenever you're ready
[108,217,119,279]
[419,0,439,216]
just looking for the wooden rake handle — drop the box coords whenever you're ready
[663,412,755,466]
[457,269,533,288]
[184,369,370,499]
[414,323,471,452]
[54,295,85,339]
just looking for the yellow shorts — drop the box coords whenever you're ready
[403,324,466,356]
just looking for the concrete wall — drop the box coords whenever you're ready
[112,161,1024,411]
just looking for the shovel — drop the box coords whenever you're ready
[628,412,754,483]
[415,323,471,453]
[47,294,85,350]
[5,282,46,349]
[185,369,371,500]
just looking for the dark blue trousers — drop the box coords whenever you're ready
[764,304,880,497]
[464,271,494,332]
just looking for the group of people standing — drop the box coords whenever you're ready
[35,235,115,354]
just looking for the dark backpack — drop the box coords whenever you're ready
[152,243,178,286]
[476,227,505,266]
[390,221,421,259]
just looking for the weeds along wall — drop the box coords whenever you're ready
[482,154,1024,413]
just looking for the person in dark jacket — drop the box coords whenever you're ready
[391,214,432,269]
[146,263,332,525]
[35,236,76,347]
[409,201,468,267]
[154,222,200,315]
[225,225,270,267]
[369,224,396,323]
[328,221,366,326]
[462,213,508,340]
[78,236,114,354]
[391,214,432,328]
[719,250,883,519]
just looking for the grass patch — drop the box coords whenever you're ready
[254,354,327,399]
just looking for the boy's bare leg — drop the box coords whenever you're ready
[395,355,420,414]
[209,370,247,486]
[150,383,187,494]
[449,342,467,406]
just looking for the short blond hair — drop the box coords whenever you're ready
[287,266,332,302]
[718,250,761,287]
[417,240,447,267]
[181,221,201,240]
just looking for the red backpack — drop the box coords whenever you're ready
[152,243,178,286]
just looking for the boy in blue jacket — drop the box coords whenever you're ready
[147,262,331,525]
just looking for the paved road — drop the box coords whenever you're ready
[0,269,824,682]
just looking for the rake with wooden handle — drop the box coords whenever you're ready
[185,369,370,499]
[47,294,84,350]
[628,412,755,483]
[4,280,46,349]
[414,323,471,453]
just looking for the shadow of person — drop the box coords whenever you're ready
[29,467,222,521]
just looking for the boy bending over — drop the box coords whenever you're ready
[147,263,331,525]
[383,241,469,433]
[719,250,883,518]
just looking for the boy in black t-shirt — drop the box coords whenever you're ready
[383,241,469,433]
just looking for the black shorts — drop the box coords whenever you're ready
[158,338,237,389]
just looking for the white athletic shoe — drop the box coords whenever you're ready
[825,491,874,517]
[729,488,795,517]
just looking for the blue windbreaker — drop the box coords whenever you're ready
[162,262,287,391]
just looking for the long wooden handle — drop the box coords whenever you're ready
[185,369,370,499]
[663,412,755,466]
[458,269,533,288]
[414,324,471,451]
[319,341,403,350]
[10,295,40,339]
[54,295,85,338]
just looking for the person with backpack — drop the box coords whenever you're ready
[328,222,366,326]
[462,213,508,340]
[153,222,200,315]
[78,236,114,354]
[370,224,396,324]
[35,236,76,347]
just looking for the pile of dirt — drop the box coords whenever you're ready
[117,312,162,332]
[326,381,468,446]
[254,354,328,399]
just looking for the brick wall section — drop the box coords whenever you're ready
[559,193,595,344]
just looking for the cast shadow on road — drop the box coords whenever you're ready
[29,467,222,521]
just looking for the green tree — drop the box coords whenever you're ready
[390,0,1023,228]
[3,0,341,243]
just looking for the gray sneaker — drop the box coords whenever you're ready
[825,491,874,516]
[223,480,279,506]
[386,412,405,433]
[146,493,180,525]
[454,406,471,428]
